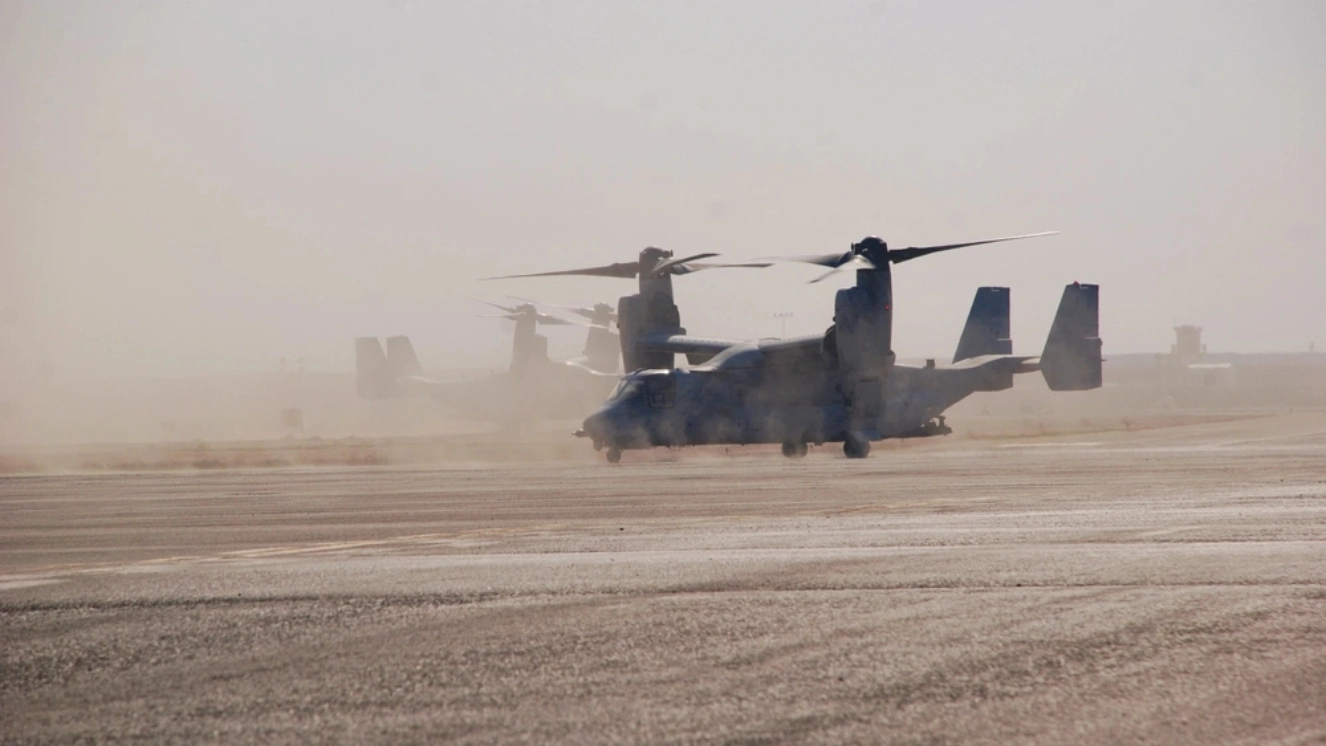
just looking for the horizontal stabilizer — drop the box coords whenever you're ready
[355,337,391,398]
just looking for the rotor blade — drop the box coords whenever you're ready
[559,307,600,321]
[675,261,775,274]
[565,307,620,324]
[479,310,573,326]
[575,310,620,324]
[553,315,621,333]
[807,254,876,283]
[889,231,1059,264]
[535,313,574,326]
[470,297,524,314]
[506,296,608,322]
[651,252,720,276]
[761,251,855,269]
[482,261,640,280]
[669,261,774,276]
[808,267,844,284]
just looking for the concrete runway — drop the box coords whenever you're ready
[3,412,1325,744]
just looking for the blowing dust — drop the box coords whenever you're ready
[3,351,1324,474]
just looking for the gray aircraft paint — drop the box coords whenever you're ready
[569,237,1100,461]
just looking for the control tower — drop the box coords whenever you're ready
[1171,325,1205,358]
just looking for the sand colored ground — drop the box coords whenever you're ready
[2,411,1324,744]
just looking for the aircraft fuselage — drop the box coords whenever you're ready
[580,353,1024,451]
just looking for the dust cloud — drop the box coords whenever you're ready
[3,1,1324,457]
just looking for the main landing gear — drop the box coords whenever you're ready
[780,442,808,459]
[605,447,622,464]
[843,436,871,459]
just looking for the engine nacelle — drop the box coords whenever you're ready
[512,333,549,378]
[833,285,895,376]
[618,293,685,371]
[583,325,620,374]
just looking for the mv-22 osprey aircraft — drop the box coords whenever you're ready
[354,299,621,423]
[357,254,770,424]
[491,234,1101,462]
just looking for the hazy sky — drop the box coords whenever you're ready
[3,0,1323,379]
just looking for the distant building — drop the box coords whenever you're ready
[1163,325,1218,392]
[1184,362,1235,389]
[1171,325,1206,357]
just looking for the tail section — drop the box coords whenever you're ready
[356,337,392,398]
[953,287,1011,363]
[582,303,620,374]
[583,325,620,374]
[385,336,422,378]
[356,336,424,398]
[508,316,550,377]
[1041,283,1102,391]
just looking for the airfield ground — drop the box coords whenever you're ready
[2,411,1324,744]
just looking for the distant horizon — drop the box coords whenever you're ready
[20,346,1324,385]
[4,0,1322,384]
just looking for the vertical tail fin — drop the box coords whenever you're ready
[355,337,391,398]
[384,336,422,378]
[1041,283,1102,391]
[508,316,549,377]
[583,325,620,374]
[953,286,1011,363]
[357,336,427,398]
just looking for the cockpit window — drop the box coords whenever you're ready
[608,372,675,408]
[608,379,643,401]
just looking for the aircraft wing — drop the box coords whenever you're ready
[754,335,826,366]
[635,333,745,365]
[635,333,826,368]
[561,358,624,377]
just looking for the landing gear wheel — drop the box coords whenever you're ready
[781,442,808,458]
[843,437,871,459]
[606,448,622,464]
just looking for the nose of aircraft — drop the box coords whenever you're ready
[581,409,610,445]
